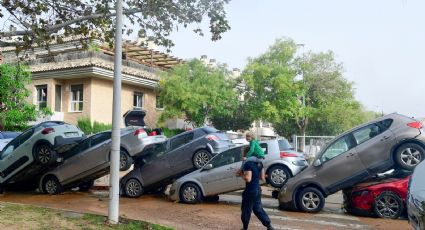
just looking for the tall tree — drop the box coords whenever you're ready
[0,64,50,131]
[158,59,237,127]
[0,0,231,50]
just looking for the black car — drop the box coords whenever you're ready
[407,160,425,230]
[120,127,232,197]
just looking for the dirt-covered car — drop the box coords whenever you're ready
[0,121,84,191]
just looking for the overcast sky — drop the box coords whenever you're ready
[159,0,425,118]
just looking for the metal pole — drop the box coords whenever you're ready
[108,0,123,224]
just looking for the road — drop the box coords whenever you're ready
[0,188,410,230]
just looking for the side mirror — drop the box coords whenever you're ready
[203,164,213,170]
[313,159,322,167]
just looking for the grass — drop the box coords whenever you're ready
[0,202,173,230]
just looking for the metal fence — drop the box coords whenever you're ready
[293,135,335,163]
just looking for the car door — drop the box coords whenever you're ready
[167,132,195,173]
[352,121,396,173]
[315,135,368,194]
[200,147,244,196]
[138,142,171,186]
[0,129,34,182]
[80,132,112,171]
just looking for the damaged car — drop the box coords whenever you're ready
[278,113,425,213]
[407,160,425,230]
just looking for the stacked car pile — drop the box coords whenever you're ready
[276,113,425,222]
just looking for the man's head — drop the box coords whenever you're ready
[245,132,255,141]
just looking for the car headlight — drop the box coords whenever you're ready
[292,160,306,166]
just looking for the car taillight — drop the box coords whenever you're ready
[206,135,219,141]
[41,127,55,135]
[407,121,423,129]
[280,151,298,158]
[134,129,147,137]
[148,131,157,136]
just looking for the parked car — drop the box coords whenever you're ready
[407,160,425,230]
[0,121,85,190]
[38,127,165,194]
[343,170,411,219]
[120,127,232,197]
[0,131,21,151]
[168,141,308,203]
[278,113,425,213]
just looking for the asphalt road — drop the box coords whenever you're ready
[0,188,410,230]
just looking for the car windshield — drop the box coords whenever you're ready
[278,139,294,151]
[140,142,167,164]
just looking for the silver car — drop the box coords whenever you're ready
[0,132,20,151]
[407,160,425,230]
[169,142,308,204]
[38,127,165,194]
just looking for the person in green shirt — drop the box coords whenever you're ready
[244,132,265,162]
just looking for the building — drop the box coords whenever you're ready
[1,38,182,127]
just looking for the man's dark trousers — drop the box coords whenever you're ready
[241,189,271,229]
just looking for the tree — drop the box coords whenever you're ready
[210,101,255,131]
[158,59,237,127]
[243,38,373,144]
[0,64,50,131]
[0,0,231,50]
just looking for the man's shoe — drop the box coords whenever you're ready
[267,225,275,230]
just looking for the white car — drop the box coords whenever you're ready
[0,132,20,151]
[0,121,85,188]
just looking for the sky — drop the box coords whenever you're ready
[157,0,425,118]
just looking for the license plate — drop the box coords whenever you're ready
[65,132,79,137]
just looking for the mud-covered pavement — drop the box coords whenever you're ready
[0,189,409,230]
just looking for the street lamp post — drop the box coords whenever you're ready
[108,0,123,224]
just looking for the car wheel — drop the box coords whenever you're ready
[42,176,62,195]
[34,144,56,165]
[78,180,94,192]
[179,183,202,204]
[395,143,425,170]
[373,191,403,219]
[267,165,291,188]
[193,150,211,169]
[120,150,132,171]
[297,187,325,213]
[124,179,143,198]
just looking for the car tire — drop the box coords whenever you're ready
[120,150,133,171]
[373,191,403,219]
[267,165,291,188]
[42,176,62,195]
[296,187,325,213]
[124,178,143,198]
[34,144,56,165]
[179,183,202,204]
[395,143,425,170]
[193,150,212,169]
[78,180,94,192]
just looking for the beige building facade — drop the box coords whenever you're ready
[2,39,181,127]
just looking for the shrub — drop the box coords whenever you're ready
[77,117,92,134]
[93,121,112,134]
[162,127,185,137]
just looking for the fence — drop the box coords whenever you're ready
[293,135,335,163]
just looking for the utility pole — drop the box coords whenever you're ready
[109,0,123,224]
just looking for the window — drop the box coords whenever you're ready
[209,147,243,168]
[278,139,294,151]
[321,136,354,163]
[352,124,382,145]
[70,85,83,112]
[91,132,112,146]
[378,119,393,131]
[259,143,268,155]
[170,132,194,150]
[156,96,164,109]
[55,85,62,112]
[36,85,47,109]
[133,92,144,108]
[138,143,167,165]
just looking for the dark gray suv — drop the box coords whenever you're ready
[279,113,425,213]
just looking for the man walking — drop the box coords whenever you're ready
[237,159,274,230]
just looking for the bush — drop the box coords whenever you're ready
[162,127,185,137]
[77,117,111,135]
[93,121,112,134]
[77,117,92,134]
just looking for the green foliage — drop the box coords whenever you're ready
[243,38,375,137]
[77,117,93,134]
[92,121,112,134]
[77,117,111,135]
[161,128,186,137]
[210,102,254,131]
[158,59,238,127]
[0,64,51,131]
[1,0,230,52]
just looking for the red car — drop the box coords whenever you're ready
[343,171,411,219]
